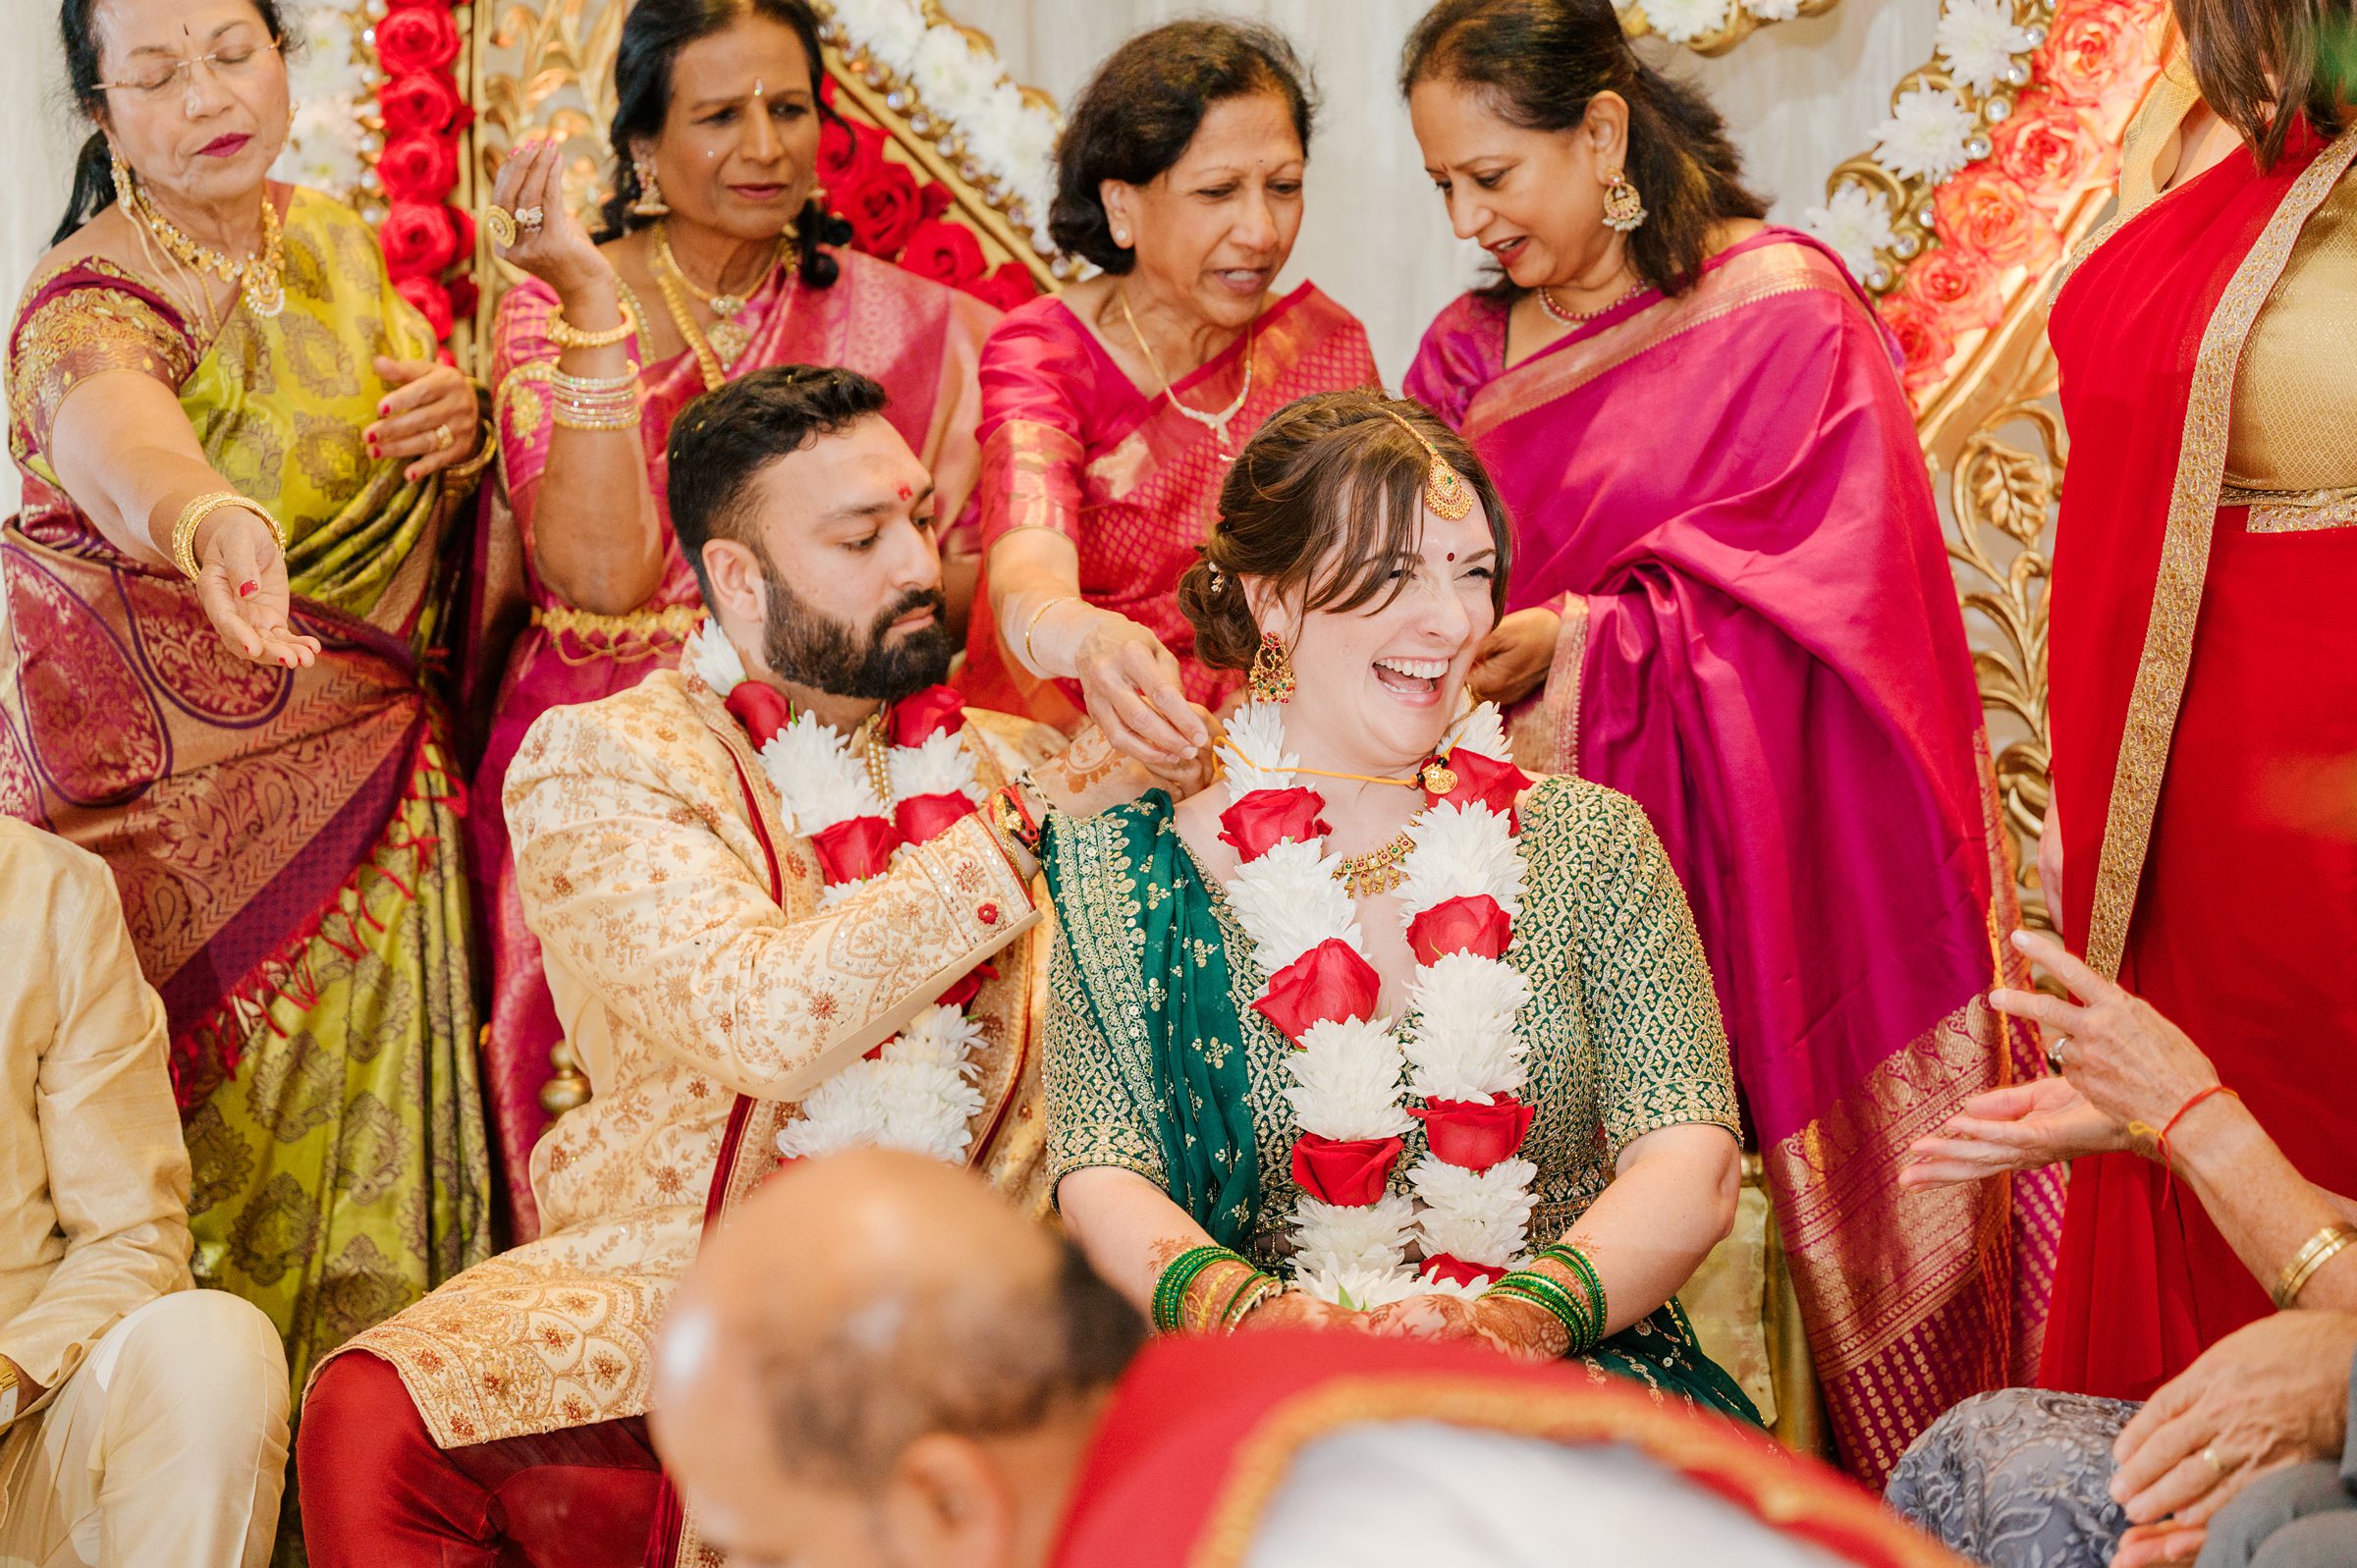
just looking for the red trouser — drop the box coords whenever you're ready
[299,1351,665,1567]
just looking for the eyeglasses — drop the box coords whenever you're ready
[97,36,281,100]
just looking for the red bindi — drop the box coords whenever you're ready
[897,483,913,500]
[1447,551,1456,562]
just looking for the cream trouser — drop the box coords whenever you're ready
[0,1290,289,1568]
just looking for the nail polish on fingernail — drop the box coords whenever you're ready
[238,579,259,598]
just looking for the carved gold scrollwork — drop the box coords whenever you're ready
[1618,0,1843,58]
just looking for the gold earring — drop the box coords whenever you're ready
[110,145,135,212]
[632,157,669,218]
[1247,630,1295,705]
[1602,170,1648,234]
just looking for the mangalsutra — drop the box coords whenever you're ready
[1222,742,1457,797]
[1120,287,1253,452]
[654,219,793,376]
[120,171,285,318]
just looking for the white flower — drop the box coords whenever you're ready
[845,0,929,73]
[889,730,980,806]
[867,1060,982,1160]
[816,874,883,909]
[1802,184,1899,282]
[1403,952,1531,1101]
[1872,87,1979,183]
[912,26,997,117]
[1743,0,1802,19]
[1285,1018,1415,1141]
[1224,838,1361,974]
[1295,1262,1422,1310]
[1398,802,1525,919]
[1937,0,2038,96]
[1293,1193,1417,1280]
[885,1003,984,1073]
[1409,1156,1540,1268]
[1445,701,1510,764]
[682,618,744,695]
[1643,0,1731,43]
[761,714,884,835]
[1218,703,1299,796]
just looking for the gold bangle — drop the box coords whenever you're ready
[2272,1223,2357,1310]
[444,418,498,484]
[170,491,282,580]
[1019,593,1081,675]
[546,298,638,351]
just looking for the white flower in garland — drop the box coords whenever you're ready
[1643,0,1732,43]
[777,1002,986,1163]
[1872,86,1979,183]
[1936,0,2039,96]
[1742,0,1803,21]
[1802,183,1900,283]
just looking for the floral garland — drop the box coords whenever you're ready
[1217,701,1543,1309]
[1799,0,2168,398]
[683,621,994,1163]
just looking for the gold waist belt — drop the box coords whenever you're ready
[532,603,705,663]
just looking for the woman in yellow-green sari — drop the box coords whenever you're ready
[3,0,491,1401]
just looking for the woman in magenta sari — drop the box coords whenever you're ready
[472,0,993,1236]
[957,21,1377,755]
[1399,0,2060,1486]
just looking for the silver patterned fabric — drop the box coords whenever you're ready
[1885,1388,2140,1568]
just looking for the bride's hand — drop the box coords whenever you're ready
[1897,1077,2126,1190]
[1467,607,1560,706]
[191,507,320,670]
[1365,1292,1566,1362]
[1237,1290,1372,1334]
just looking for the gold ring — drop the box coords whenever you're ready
[2201,1444,2227,1477]
[486,204,518,248]
[516,205,545,231]
[434,423,454,451]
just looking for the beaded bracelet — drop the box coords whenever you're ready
[1151,1245,1242,1334]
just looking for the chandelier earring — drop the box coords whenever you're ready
[1601,169,1648,234]
[1247,630,1295,705]
[632,157,670,218]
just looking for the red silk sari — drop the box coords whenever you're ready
[956,284,1378,724]
[1405,231,2059,1485]
[2043,119,2357,1398]
[470,247,994,1238]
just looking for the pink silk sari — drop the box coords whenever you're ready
[471,246,994,1237]
[1405,230,2061,1485]
[956,284,1378,724]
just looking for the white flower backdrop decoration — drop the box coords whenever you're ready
[1937,0,2042,96]
[1871,86,1980,183]
[1643,0,1735,44]
[271,0,377,205]
[1802,183,1901,282]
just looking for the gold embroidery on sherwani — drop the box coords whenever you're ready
[2083,125,2357,982]
[319,672,1059,1446]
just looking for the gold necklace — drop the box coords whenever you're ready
[1333,831,1416,897]
[654,221,791,372]
[1538,277,1643,326]
[123,178,284,318]
[1224,745,1460,797]
[1119,287,1254,451]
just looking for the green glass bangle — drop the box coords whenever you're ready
[1152,1245,1239,1334]
[1486,1271,1599,1354]
[1219,1271,1282,1331]
[1536,1243,1609,1334]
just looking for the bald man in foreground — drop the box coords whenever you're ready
[651,1152,1965,1568]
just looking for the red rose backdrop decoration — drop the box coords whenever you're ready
[817,117,889,192]
[841,162,926,257]
[396,275,455,341]
[971,261,1042,313]
[379,131,459,204]
[374,4,462,74]
[379,72,466,136]
[380,201,460,280]
[366,1,469,344]
[1878,293,1957,392]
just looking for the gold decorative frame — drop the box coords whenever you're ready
[1619,0,1844,57]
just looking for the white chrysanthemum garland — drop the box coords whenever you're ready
[685,621,992,1164]
[1217,700,1538,1309]
[271,0,376,203]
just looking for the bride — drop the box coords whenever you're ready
[1040,389,1756,1414]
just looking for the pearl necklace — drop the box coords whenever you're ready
[1537,277,1644,326]
[1120,287,1254,452]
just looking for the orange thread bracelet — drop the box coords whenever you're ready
[2146,1083,2238,1205]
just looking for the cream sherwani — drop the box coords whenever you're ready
[330,670,1058,1447]
[0,819,289,1568]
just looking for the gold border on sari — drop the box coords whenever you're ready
[2083,126,2357,981]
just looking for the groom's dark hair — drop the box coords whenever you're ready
[666,364,892,605]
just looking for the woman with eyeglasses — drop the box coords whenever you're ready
[3,0,494,1394]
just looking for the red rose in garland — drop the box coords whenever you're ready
[379,71,466,136]
[379,201,460,280]
[840,162,924,258]
[1218,786,1331,860]
[888,686,966,747]
[379,130,459,204]
[1427,747,1530,821]
[1410,1097,1536,1172]
[811,815,899,885]
[1290,1134,1404,1207]
[1254,939,1381,1039]
[1404,894,1512,964]
[375,4,462,75]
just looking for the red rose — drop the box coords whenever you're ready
[1897,243,2000,331]
[378,200,460,280]
[379,130,459,204]
[1935,168,2061,274]
[1254,938,1380,1040]
[899,219,986,287]
[1290,1133,1403,1208]
[1404,894,1512,964]
[936,960,999,1010]
[394,275,453,342]
[1428,748,1530,821]
[965,260,1040,313]
[816,116,886,192]
[888,685,966,746]
[894,791,973,848]
[1989,93,2098,204]
[1218,786,1331,861]
[724,680,794,744]
[1421,1252,1507,1290]
[918,181,954,220]
[379,71,465,135]
[1410,1096,1535,1171]
[811,815,899,885]
[840,162,924,258]
[446,274,480,322]
[374,5,462,75]
[1876,293,1956,394]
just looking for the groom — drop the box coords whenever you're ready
[296,365,1201,1566]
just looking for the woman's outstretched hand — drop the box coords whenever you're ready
[1989,930,2222,1136]
[1897,1076,2124,1190]
[1467,606,1560,706]
[192,506,319,670]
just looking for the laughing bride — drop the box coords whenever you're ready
[1040,388,1758,1416]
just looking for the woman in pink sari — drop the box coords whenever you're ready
[958,21,1377,752]
[472,0,993,1236]
[1400,0,2059,1486]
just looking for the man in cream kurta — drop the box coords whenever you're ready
[0,818,291,1568]
[298,365,1200,1566]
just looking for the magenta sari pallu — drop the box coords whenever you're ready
[1405,230,2061,1485]
[472,246,994,1238]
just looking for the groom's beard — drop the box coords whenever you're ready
[759,559,955,703]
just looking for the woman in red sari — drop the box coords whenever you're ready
[958,21,1377,758]
[1398,0,2060,1486]
[472,0,994,1235]
[1911,8,2357,1405]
